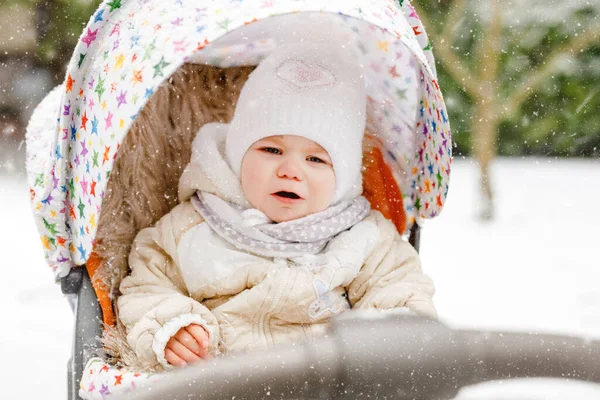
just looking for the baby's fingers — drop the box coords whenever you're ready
[165,348,186,367]
[186,324,210,348]
[186,325,213,360]
[174,328,203,357]
[166,337,200,365]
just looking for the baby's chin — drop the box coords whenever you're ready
[267,209,307,223]
[267,205,332,223]
[246,196,329,223]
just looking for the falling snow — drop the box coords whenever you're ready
[3,157,600,398]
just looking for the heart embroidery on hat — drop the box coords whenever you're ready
[276,59,336,88]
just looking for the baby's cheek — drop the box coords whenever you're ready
[242,172,268,210]
[314,174,335,205]
[241,164,258,190]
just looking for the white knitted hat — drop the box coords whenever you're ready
[225,43,366,205]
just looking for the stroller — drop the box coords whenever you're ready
[24,0,600,399]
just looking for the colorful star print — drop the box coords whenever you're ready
[107,0,122,12]
[81,28,98,48]
[116,91,127,108]
[94,76,105,101]
[78,357,157,399]
[93,9,104,23]
[152,57,169,78]
[78,53,86,68]
[66,74,75,93]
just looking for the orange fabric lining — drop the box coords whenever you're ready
[362,145,407,235]
[86,251,115,327]
[87,144,407,328]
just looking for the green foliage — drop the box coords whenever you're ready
[500,73,600,157]
[12,0,101,66]
[420,0,600,157]
[498,17,600,157]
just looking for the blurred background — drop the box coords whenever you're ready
[1,0,102,173]
[0,1,599,399]
[415,0,599,218]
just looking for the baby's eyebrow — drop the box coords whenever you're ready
[258,136,284,145]
[305,145,328,154]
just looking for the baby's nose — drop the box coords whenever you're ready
[277,158,303,180]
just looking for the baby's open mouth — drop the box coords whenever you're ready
[273,191,302,200]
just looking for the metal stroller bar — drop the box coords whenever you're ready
[62,267,103,400]
[409,222,421,253]
[122,315,600,400]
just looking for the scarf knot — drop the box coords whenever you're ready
[241,209,271,228]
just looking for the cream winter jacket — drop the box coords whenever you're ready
[117,123,436,371]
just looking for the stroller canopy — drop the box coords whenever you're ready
[26,0,452,278]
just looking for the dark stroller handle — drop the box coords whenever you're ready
[121,315,600,400]
[61,267,84,295]
[409,222,421,253]
[64,267,104,400]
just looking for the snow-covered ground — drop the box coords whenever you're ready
[421,157,600,399]
[0,169,72,397]
[2,157,600,399]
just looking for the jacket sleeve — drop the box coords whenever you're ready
[117,202,220,371]
[346,211,437,319]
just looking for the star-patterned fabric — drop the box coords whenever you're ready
[26,0,452,281]
[79,357,161,399]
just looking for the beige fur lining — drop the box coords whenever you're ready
[94,64,253,368]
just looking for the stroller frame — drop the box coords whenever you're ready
[62,268,103,400]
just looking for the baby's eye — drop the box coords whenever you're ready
[261,147,282,155]
[307,156,326,164]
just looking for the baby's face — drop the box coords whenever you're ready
[241,135,335,222]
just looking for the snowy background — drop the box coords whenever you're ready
[2,156,600,399]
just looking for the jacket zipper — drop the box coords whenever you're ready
[259,270,290,347]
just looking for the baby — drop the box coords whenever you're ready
[118,44,436,370]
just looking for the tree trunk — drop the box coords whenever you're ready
[472,95,498,220]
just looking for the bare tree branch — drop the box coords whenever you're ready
[503,21,600,119]
[474,0,503,85]
[412,1,482,99]
[440,0,470,48]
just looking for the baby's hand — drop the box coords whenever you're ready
[165,323,212,367]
